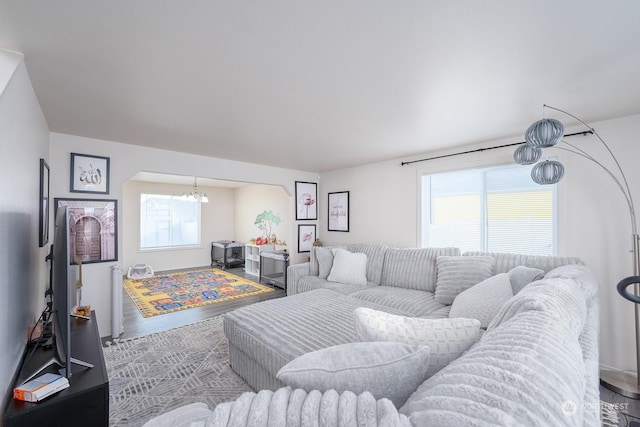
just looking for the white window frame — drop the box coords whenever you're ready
[139,193,202,251]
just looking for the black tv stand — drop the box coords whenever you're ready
[3,311,108,427]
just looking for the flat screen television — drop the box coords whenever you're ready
[52,205,72,378]
[20,206,92,384]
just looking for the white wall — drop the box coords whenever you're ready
[319,113,640,373]
[0,51,49,403]
[49,132,317,337]
[235,184,291,249]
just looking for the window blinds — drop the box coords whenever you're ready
[423,163,556,255]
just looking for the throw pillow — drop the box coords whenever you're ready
[508,265,545,294]
[449,273,514,328]
[354,307,481,378]
[315,247,335,279]
[327,248,368,285]
[276,341,430,408]
[434,256,495,305]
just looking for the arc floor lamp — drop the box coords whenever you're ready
[514,104,640,399]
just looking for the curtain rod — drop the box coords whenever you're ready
[400,130,593,166]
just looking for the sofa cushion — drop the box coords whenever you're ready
[315,247,335,279]
[347,243,389,285]
[449,273,513,328]
[488,274,588,335]
[309,245,347,276]
[354,308,481,378]
[349,286,448,317]
[434,256,495,305]
[509,265,545,294]
[327,248,368,285]
[462,251,583,274]
[381,247,461,292]
[297,276,374,295]
[276,341,430,408]
[543,264,599,302]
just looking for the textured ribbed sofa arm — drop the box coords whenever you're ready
[287,262,311,295]
[142,389,411,427]
[210,388,412,427]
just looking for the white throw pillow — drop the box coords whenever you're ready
[354,308,481,378]
[276,341,430,408]
[449,273,514,328]
[327,248,368,285]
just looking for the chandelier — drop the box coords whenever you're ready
[183,177,208,203]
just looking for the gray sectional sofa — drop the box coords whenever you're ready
[146,244,601,426]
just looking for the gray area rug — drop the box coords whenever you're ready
[103,315,253,426]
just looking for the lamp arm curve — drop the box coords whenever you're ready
[545,104,636,234]
[554,144,636,235]
[618,276,640,304]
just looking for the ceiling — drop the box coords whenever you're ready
[1,1,640,173]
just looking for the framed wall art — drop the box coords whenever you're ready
[70,152,110,194]
[54,198,118,265]
[295,181,317,220]
[297,224,316,253]
[328,191,349,232]
[39,159,50,247]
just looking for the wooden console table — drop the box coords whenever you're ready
[3,311,109,427]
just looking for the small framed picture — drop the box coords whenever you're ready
[39,159,50,247]
[328,191,349,232]
[295,181,317,220]
[70,152,110,194]
[54,198,118,265]
[298,224,316,253]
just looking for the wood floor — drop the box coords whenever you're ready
[118,265,286,339]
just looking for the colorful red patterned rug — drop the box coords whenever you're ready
[123,268,274,318]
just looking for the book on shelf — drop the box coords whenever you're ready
[14,373,69,402]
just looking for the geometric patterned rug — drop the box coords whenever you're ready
[103,315,253,427]
[123,268,274,318]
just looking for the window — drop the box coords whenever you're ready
[140,194,201,249]
[421,163,557,255]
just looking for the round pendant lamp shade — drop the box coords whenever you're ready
[525,118,564,148]
[513,144,542,165]
[531,159,564,184]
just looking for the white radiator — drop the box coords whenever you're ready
[111,265,123,337]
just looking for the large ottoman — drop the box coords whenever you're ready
[223,288,414,390]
